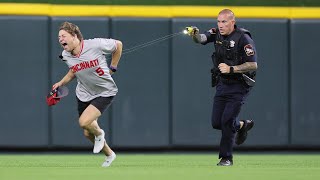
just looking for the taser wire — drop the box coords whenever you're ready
[106,31,184,61]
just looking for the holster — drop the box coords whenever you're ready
[211,68,219,87]
[242,73,255,87]
[211,52,220,87]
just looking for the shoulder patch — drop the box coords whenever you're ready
[208,28,216,34]
[244,44,255,56]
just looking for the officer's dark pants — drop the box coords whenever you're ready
[211,81,250,159]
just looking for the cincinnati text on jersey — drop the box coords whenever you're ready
[71,59,99,73]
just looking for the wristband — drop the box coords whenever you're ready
[109,65,117,72]
[229,66,234,74]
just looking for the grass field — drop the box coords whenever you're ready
[0,153,320,180]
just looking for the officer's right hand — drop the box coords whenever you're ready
[185,26,199,36]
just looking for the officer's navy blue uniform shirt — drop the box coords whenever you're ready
[202,25,257,64]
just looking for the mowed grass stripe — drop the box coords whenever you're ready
[0,154,319,180]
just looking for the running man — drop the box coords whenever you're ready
[52,21,122,167]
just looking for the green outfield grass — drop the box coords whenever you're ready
[0,153,319,180]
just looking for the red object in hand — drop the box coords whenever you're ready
[46,86,69,106]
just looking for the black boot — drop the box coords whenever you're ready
[235,120,254,145]
[217,158,233,166]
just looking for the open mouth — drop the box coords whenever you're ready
[62,43,67,47]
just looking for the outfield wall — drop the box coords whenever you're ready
[1,0,320,6]
[0,16,319,149]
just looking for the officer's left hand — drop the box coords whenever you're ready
[218,63,230,74]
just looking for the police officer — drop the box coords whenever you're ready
[187,9,257,166]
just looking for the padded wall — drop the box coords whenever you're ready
[110,18,171,147]
[0,16,49,146]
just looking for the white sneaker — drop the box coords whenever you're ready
[93,130,105,153]
[101,152,116,167]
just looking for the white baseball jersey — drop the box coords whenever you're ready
[61,38,118,102]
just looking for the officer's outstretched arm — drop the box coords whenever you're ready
[185,26,207,44]
[192,33,207,44]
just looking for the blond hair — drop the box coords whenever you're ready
[218,9,235,20]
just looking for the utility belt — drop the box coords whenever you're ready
[219,75,244,84]
[211,69,255,87]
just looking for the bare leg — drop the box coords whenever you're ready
[83,121,114,156]
[79,104,114,154]
[79,105,103,136]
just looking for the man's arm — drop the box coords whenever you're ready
[233,34,258,73]
[52,69,76,89]
[109,40,122,73]
[188,26,213,44]
[218,62,257,74]
[233,62,258,73]
[192,33,208,44]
